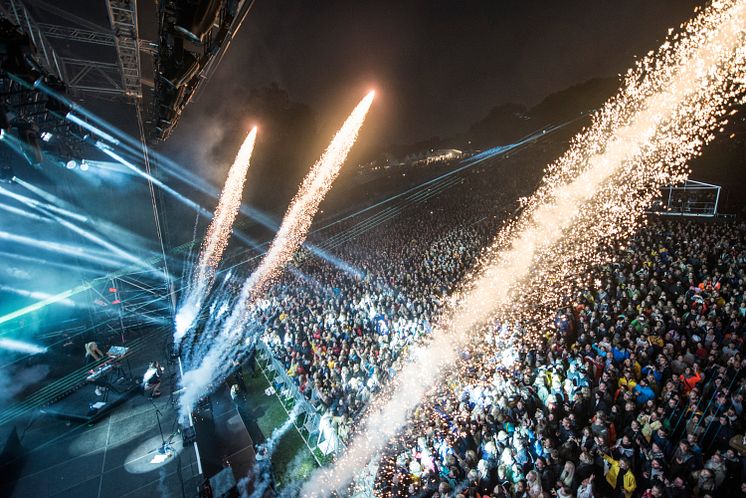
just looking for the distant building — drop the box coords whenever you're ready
[359,148,466,173]
[416,148,463,165]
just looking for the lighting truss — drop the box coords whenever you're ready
[105,0,142,99]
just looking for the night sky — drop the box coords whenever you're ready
[27,0,744,219]
[30,0,744,220]
[184,0,707,145]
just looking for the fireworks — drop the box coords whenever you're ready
[179,92,375,419]
[200,127,258,273]
[304,1,746,494]
[174,127,258,345]
[241,90,375,300]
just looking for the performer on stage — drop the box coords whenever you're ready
[84,341,104,364]
[142,361,164,397]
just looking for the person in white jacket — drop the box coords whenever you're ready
[577,475,595,498]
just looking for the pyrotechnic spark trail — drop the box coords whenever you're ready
[174,127,257,344]
[179,92,375,417]
[305,2,746,494]
[239,91,374,299]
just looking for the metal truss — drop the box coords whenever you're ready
[25,0,109,33]
[60,57,125,96]
[37,23,158,55]
[1,0,65,79]
[4,0,146,99]
[37,22,116,47]
[0,7,90,163]
[1,1,125,98]
[105,0,142,99]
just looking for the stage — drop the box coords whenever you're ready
[0,323,264,498]
[0,328,202,498]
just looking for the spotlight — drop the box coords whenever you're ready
[79,160,89,171]
[65,160,77,169]
[40,131,53,142]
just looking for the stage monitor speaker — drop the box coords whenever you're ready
[182,424,197,445]
[208,466,236,498]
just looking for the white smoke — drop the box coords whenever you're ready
[0,364,50,402]
[237,404,302,498]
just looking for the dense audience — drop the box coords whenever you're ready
[257,179,502,440]
[378,220,746,498]
[249,161,745,497]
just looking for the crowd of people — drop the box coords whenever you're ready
[257,176,503,441]
[379,220,746,498]
[244,154,745,497]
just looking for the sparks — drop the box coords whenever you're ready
[179,92,375,418]
[305,1,746,494]
[174,127,258,345]
[242,91,374,299]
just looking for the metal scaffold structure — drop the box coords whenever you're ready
[2,0,145,98]
[105,0,142,99]
[649,179,723,218]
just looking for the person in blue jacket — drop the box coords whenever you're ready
[634,378,656,405]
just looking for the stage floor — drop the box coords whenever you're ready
[0,329,201,498]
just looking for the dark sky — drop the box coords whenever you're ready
[183,0,706,145]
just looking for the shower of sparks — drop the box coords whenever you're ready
[305,1,746,495]
[179,92,375,418]
[174,127,258,345]
[241,91,374,300]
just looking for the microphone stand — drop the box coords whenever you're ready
[149,397,173,456]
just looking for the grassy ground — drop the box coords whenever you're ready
[241,365,318,489]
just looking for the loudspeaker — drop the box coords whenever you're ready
[182,424,197,445]
[208,466,237,498]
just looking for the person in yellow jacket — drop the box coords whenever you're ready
[603,454,637,498]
